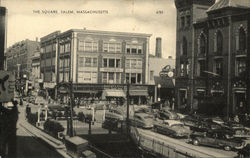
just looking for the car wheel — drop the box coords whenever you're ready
[193,139,199,146]
[224,146,231,151]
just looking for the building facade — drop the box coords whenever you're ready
[31,50,41,92]
[5,39,40,94]
[175,0,250,116]
[43,29,151,104]
[40,31,60,99]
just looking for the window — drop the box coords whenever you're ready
[103,42,121,53]
[182,37,187,56]
[85,57,91,67]
[65,43,70,52]
[109,59,115,68]
[78,71,97,83]
[126,73,142,84]
[181,17,185,28]
[131,73,136,84]
[197,60,206,77]
[108,72,114,83]
[199,34,206,54]
[137,59,142,68]
[103,58,108,67]
[214,59,223,76]
[78,41,84,51]
[236,59,246,77]
[239,28,246,51]
[46,45,52,53]
[150,70,154,80]
[60,45,65,54]
[116,72,121,83]
[216,31,223,54]
[93,58,97,67]
[131,59,137,68]
[116,59,120,68]
[79,57,84,67]
[78,40,98,52]
[102,73,107,83]
[126,59,130,68]
[126,44,143,54]
[186,15,191,26]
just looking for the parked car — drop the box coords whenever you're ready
[156,110,179,120]
[190,131,245,151]
[237,144,250,158]
[105,108,125,121]
[130,113,154,129]
[154,120,191,138]
[222,121,250,138]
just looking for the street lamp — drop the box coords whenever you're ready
[157,84,161,102]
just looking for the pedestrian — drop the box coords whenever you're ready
[25,104,31,119]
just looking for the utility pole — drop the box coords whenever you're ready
[68,81,74,137]
[126,80,130,135]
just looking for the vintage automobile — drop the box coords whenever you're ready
[105,108,125,121]
[222,121,250,138]
[190,130,245,151]
[237,144,250,158]
[156,110,179,120]
[154,120,191,138]
[129,113,154,129]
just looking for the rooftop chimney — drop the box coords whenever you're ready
[155,37,162,58]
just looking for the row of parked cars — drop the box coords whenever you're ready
[103,106,250,153]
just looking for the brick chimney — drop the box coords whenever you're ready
[155,37,162,58]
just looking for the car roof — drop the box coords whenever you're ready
[163,120,183,126]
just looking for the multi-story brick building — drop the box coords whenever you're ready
[43,29,151,104]
[31,50,41,92]
[5,39,40,87]
[175,0,250,116]
[40,31,60,99]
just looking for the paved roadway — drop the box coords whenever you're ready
[137,128,239,158]
[16,105,63,158]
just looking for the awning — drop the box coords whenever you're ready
[154,76,175,88]
[101,89,126,99]
[129,90,148,96]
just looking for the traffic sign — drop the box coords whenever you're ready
[0,71,15,102]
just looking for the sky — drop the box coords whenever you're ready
[1,0,177,59]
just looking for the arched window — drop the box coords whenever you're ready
[200,34,206,54]
[182,37,187,56]
[239,28,246,51]
[217,31,223,54]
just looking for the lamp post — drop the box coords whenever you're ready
[157,84,161,102]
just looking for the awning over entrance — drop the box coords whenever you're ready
[101,89,126,99]
[129,90,148,96]
[154,76,175,88]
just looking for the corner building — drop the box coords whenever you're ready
[56,29,151,104]
[175,0,250,116]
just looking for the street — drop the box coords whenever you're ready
[16,104,63,158]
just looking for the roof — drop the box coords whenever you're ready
[207,0,250,12]
[65,136,88,145]
[154,76,175,88]
[163,120,183,126]
[60,29,152,38]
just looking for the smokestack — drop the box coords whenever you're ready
[36,37,38,42]
[155,37,162,58]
